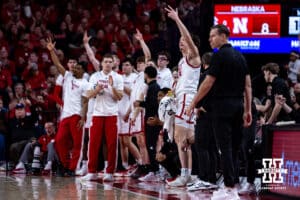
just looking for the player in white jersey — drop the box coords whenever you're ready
[76,32,103,176]
[164,6,201,187]
[82,54,123,182]
[126,29,152,178]
[47,38,90,175]
[156,51,173,89]
[117,58,142,173]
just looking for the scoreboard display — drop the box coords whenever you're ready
[214,4,299,53]
[288,8,300,35]
[214,4,281,38]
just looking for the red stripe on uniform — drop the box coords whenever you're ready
[185,57,201,69]
[178,94,186,118]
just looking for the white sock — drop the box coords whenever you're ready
[104,161,108,169]
[16,162,24,169]
[187,169,192,176]
[44,161,52,170]
[136,159,143,165]
[123,162,128,169]
[181,168,187,177]
[82,160,87,166]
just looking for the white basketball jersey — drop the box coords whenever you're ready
[157,67,173,89]
[175,57,200,98]
[61,71,90,120]
[118,73,138,116]
[89,71,124,116]
[130,72,147,104]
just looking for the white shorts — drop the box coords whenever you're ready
[129,109,145,135]
[118,114,130,136]
[175,93,195,130]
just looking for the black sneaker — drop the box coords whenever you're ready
[64,169,75,177]
[55,163,66,177]
[130,165,147,179]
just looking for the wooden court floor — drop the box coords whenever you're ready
[0,173,291,200]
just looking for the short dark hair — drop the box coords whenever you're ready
[159,87,171,95]
[201,52,213,66]
[157,51,170,61]
[121,57,133,66]
[78,61,88,72]
[136,56,145,63]
[144,65,157,78]
[102,53,114,61]
[211,24,230,38]
[68,55,78,62]
[261,62,280,75]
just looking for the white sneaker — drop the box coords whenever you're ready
[98,169,106,177]
[167,176,188,187]
[138,172,160,182]
[238,182,256,195]
[187,180,218,191]
[103,173,114,182]
[211,187,240,200]
[81,173,98,181]
[76,164,88,176]
[12,168,26,174]
[186,176,199,187]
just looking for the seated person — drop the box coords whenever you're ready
[12,122,57,174]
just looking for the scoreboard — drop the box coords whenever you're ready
[214,4,299,53]
[288,8,300,35]
[214,4,281,38]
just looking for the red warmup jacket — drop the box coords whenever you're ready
[38,134,55,153]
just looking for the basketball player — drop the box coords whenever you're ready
[164,6,201,187]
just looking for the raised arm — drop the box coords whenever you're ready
[46,37,66,76]
[165,5,200,63]
[134,29,151,62]
[83,31,100,71]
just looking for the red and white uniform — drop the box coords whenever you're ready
[157,67,173,89]
[175,57,200,129]
[129,71,148,134]
[118,72,137,135]
[88,70,123,174]
[55,71,90,171]
[84,72,98,129]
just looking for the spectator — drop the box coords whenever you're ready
[12,122,56,174]
[0,46,16,78]
[0,59,12,107]
[22,58,46,92]
[8,103,36,166]
[262,63,292,123]
[286,51,300,85]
